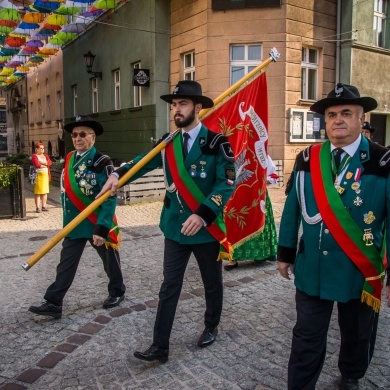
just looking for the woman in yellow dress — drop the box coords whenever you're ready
[31,142,52,213]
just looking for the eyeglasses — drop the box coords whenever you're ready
[71,131,94,138]
[38,147,44,149]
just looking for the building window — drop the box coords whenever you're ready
[72,85,77,117]
[37,99,42,123]
[45,95,51,121]
[92,78,98,113]
[114,70,120,110]
[30,102,34,124]
[374,0,387,47]
[133,62,141,107]
[230,44,262,85]
[301,47,319,101]
[212,0,281,10]
[56,90,62,120]
[0,109,5,123]
[183,51,195,80]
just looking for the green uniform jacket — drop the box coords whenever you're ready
[278,136,390,302]
[116,125,236,245]
[62,147,117,240]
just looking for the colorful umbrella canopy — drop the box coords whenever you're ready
[62,22,87,33]
[55,4,80,15]
[0,20,17,27]
[23,12,45,24]
[0,8,20,22]
[53,31,76,41]
[46,13,67,25]
[26,39,44,48]
[0,0,18,9]
[5,36,26,47]
[28,55,45,63]
[92,0,116,10]
[81,8,104,17]
[32,0,61,14]
[0,47,19,55]
[42,23,62,31]
[0,25,12,34]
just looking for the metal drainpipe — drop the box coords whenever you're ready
[336,0,341,83]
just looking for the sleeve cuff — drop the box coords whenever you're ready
[194,204,217,226]
[277,245,297,264]
[93,224,110,239]
[114,166,128,179]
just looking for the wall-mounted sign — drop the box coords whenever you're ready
[133,69,150,87]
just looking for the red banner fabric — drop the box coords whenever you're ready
[202,73,269,247]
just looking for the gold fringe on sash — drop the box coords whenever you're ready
[104,231,122,251]
[361,290,381,313]
[217,241,234,262]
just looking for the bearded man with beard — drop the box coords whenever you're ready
[98,80,236,362]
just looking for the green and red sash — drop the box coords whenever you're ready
[165,134,233,261]
[310,142,385,312]
[63,151,121,249]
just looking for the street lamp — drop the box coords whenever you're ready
[83,50,102,79]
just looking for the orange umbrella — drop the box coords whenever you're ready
[23,12,45,23]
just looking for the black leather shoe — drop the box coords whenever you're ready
[224,261,238,271]
[103,295,124,309]
[339,377,359,390]
[134,345,169,363]
[197,327,218,348]
[29,301,62,319]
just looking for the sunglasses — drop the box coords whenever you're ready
[71,131,94,138]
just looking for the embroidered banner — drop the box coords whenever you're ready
[202,72,269,247]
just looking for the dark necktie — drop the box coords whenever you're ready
[333,148,343,172]
[75,154,81,162]
[183,132,190,158]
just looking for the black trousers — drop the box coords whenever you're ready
[288,289,378,390]
[44,237,126,306]
[153,238,223,349]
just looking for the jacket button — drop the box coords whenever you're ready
[324,229,329,234]
[180,210,183,214]
[323,250,328,255]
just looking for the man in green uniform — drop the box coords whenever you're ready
[99,80,236,362]
[277,84,390,390]
[29,116,126,319]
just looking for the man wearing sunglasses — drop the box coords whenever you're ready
[29,116,126,319]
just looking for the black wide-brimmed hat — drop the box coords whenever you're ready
[310,83,377,115]
[160,80,214,108]
[64,115,104,136]
[362,121,375,133]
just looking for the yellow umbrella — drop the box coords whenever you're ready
[46,14,67,26]
[0,66,14,75]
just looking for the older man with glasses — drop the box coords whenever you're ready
[29,116,126,319]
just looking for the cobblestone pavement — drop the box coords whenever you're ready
[0,185,389,390]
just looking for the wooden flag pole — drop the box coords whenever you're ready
[22,129,181,271]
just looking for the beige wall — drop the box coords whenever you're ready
[170,0,337,182]
[26,52,64,157]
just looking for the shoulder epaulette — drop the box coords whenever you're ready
[200,130,235,162]
[295,146,312,172]
[92,151,114,176]
[363,142,390,177]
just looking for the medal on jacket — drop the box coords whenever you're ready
[363,228,374,246]
[363,211,376,224]
[189,164,198,177]
[353,196,363,206]
[200,161,207,178]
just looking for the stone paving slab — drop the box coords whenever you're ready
[0,185,389,389]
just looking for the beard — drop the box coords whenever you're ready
[174,108,196,128]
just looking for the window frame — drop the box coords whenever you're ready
[92,77,98,113]
[183,51,195,80]
[373,0,387,47]
[301,47,319,101]
[133,62,142,107]
[72,85,78,117]
[229,44,262,86]
[113,69,121,110]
